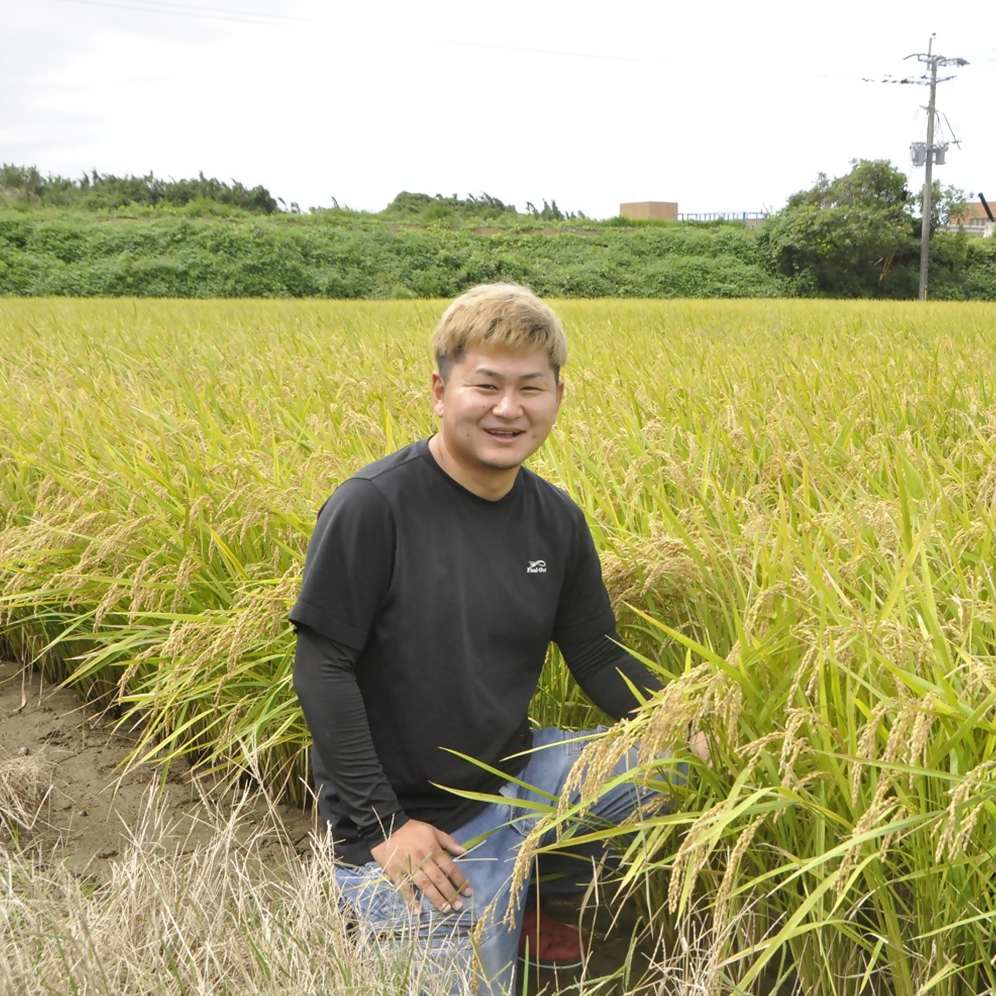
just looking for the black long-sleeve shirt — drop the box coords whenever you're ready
[293,623,660,858]
[290,440,662,865]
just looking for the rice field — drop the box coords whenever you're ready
[2,297,996,994]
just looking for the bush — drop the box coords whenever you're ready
[0,208,993,299]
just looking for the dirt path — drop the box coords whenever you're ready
[0,659,313,871]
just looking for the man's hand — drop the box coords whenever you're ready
[370,820,473,913]
[689,729,710,763]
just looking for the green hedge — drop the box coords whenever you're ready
[1,211,994,298]
[0,214,786,298]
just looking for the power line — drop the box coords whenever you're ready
[406,35,673,68]
[51,0,312,27]
[50,0,679,64]
[46,0,887,79]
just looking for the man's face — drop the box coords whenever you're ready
[431,346,564,481]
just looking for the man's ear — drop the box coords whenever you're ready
[431,371,446,417]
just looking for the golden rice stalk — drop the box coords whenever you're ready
[712,814,765,935]
[599,525,702,611]
[934,759,996,863]
[835,774,902,899]
[667,800,728,916]
[851,701,891,808]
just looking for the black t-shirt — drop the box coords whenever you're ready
[290,438,617,857]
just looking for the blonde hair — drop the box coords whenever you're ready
[431,283,568,381]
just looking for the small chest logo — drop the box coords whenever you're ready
[526,560,547,573]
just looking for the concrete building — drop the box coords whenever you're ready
[620,201,679,221]
[950,195,995,234]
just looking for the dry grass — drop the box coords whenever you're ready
[0,750,55,839]
[0,787,482,996]
[1,780,739,996]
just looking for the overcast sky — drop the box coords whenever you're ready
[4,0,994,219]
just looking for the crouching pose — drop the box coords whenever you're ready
[291,284,690,993]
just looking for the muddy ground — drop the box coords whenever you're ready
[0,658,315,870]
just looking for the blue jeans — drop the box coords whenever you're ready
[333,727,676,995]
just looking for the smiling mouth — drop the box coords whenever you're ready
[484,428,525,439]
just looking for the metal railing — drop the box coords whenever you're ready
[677,211,768,226]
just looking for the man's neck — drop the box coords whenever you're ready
[427,435,519,501]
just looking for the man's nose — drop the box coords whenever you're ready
[491,391,522,417]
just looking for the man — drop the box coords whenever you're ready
[291,284,685,994]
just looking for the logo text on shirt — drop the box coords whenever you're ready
[526,560,547,573]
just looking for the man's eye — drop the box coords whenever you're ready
[476,383,498,390]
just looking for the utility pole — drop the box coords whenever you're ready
[918,45,938,300]
[901,36,968,300]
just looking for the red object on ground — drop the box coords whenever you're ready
[517,907,586,968]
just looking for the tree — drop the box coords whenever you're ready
[917,181,966,237]
[760,159,919,297]
[0,165,279,214]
